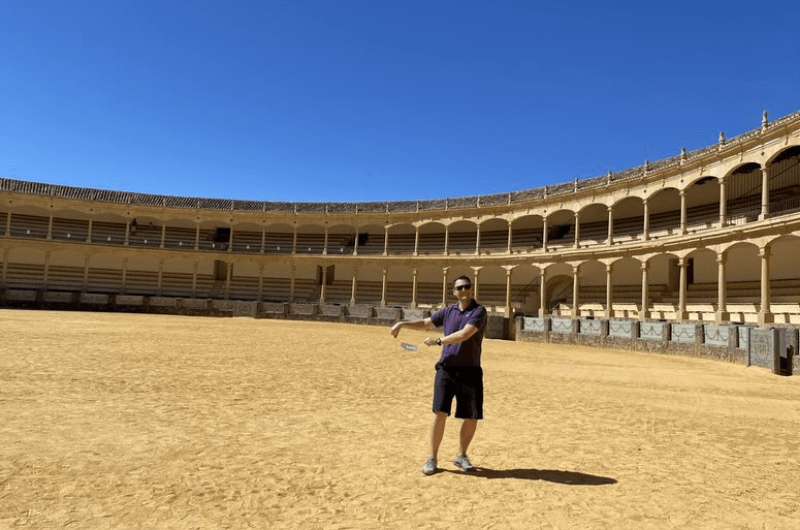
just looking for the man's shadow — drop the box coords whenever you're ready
[442,467,617,485]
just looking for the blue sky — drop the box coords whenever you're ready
[1,1,798,202]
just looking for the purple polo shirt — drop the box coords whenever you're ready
[430,300,488,367]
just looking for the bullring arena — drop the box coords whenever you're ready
[2,111,800,528]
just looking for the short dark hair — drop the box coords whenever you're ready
[453,275,472,288]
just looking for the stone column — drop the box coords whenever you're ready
[194,222,200,250]
[410,269,418,308]
[574,212,580,249]
[157,260,164,296]
[441,267,449,307]
[605,263,613,319]
[380,268,388,306]
[572,264,580,319]
[258,265,264,302]
[679,190,687,235]
[121,258,128,294]
[413,226,420,256]
[383,225,389,256]
[719,177,727,227]
[759,247,772,324]
[289,264,296,302]
[353,226,360,256]
[47,213,53,240]
[640,261,649,321]
[191,261,198,298]
[677,257,687,320]
[444,225,450,256]
[506,222,512,253]
[82,255,90,293]
[291,223,298,255]
[228,225,234,253]
[759,166,769,220]
[716,253,728,323]
[350,269,357,305]
[607,206,614,246]
[475,223,481,255]
[1,248,8,286]
[260,225,266,254]
[322,224,329,255]
[472,267,481,301]
[225,262,232,300]
[539,269,547,317]
[124,218,131,246]
[505,267,513,317]
[542,218,548,252]
[4,212,11,237]
[319,265,327,303]
[642,199,649,241]
[43,251,50,290]
[86,218,93,243]
[160,224,166,249]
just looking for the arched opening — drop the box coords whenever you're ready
[125,255,160,296]
[510,215,542,253]
[5,248,46,290]
[725,163,762,224]
[609,257,642,319]
[319,261,353,304]
[229,260,260,301]
[387,223,415,255]
[545,210,575,250]
[611,197,645,242]
[264,223,293,255]
[87,253,123,293]
[327,224,357,256]
[544,263,573,316]
[576,260,606,318]
[767,235,800,324]
[722,242,761,323]
[685,248,718,321]
[161,257,197,297]
[577,204,607,247]
[51,208,90,243]
[291,262,320,302]
[296,224,325,255]
[647,188,681,239]
[684,176,721,233]
[356,223,385,256]
[416,265,444,308]
[645,253,681,320]
[447,220,477,255]
[231,221,263,253]
[47,249,86,292]
[478,218,508,255]
[768,146,800,216]
[196,219,230,252]
[507,264,538,316]
[261,261,293,302]
[128,216,163,248]
[90,212,127,246]
[417,222,446,255]
[163,218,197,250]
[384,264,412,305]
[8,204,50,239]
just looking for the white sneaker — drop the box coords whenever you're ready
[422,457,437,476]
[453,454,474,471]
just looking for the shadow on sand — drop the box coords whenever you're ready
[442,467,617,485]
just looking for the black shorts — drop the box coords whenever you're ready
[432,363,484,420]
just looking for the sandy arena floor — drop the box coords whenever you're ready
[0,309,799,529]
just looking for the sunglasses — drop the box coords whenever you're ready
[454,284,472,291]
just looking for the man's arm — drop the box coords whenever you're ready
[390,317,436,337]
[423,323,479,346]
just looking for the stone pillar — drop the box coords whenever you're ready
[572,264,580,319]
[121,258,128,294]
[605,263,613,319]
[47,213,53,240]
[640,261,649,321]
[383,225,389,256]
[353,226,360,256]
[506,222,512,253]
[124,218,131,246]
[719,177,727,227]
[160,224,166,249]
[642,199,649,241]
[225,262,232,300]
[716,253,728,323]
[319,265,327,303]
[574,212,580,249]
[759,247,772,324]
[82,255,90,293]
[542,218,548,252]
[322,224,329,255]
[444,225,450,256]
[289,264,296,302]
[43,251,50,290]
[441,267,449,307]
[539,269,547,317]
[228,225,234,253]
[350,269,357,305]
[260,225,266,254]
[677,257,687,320]
[472,267,481,301]
[258,265,265,302]
[679,190,687,235]
[505,267,513,317]
[759,166,769,220]
[607,206,613,246]
[194,222,200,250]
[86,218,93,243]
[380,268,388,306]
[411,269,418,308]
[413,226,420,256]
[475,223,481,255]
[191,261,198,298]
[291,223,298,255]
[157,260,164,296]
[0,248,8,286]
[4,212,11,237]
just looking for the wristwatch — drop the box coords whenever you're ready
[435,337,443,346]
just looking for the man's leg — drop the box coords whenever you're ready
[430,412,448,459]
[459,419,477,456]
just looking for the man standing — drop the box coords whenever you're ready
[390,275,488,475]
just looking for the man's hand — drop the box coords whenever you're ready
[423,337,438,347]
[390,322,403,338]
